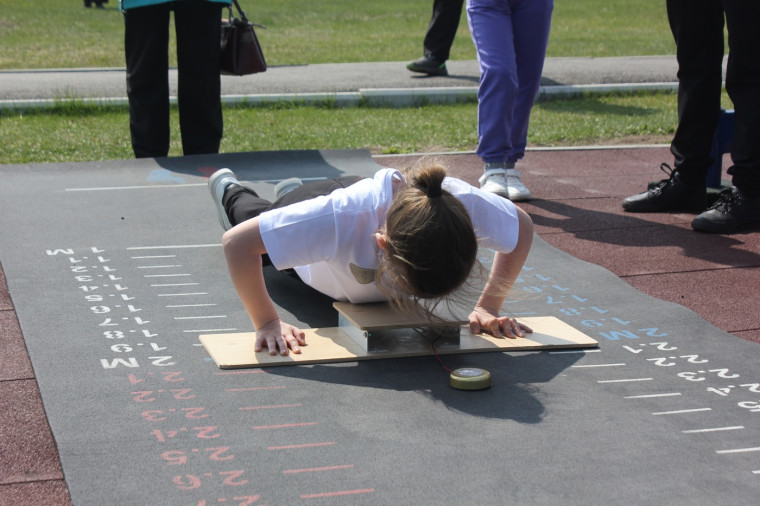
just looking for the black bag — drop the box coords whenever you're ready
[220,0,266,76]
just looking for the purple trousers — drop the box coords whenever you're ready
[467,0,553,164]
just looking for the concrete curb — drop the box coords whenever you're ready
[0,82,679,110]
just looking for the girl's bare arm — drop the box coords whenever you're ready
[469,206,534,337]
[222,217,306,355]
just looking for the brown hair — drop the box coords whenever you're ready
[376,161,478,312]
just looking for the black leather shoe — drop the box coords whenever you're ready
[691,186,760,233]
[622,163,707,213]
[406,55,448,76]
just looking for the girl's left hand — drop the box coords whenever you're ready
[468,307,533,338]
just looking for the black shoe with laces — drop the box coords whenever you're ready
[406,55,448,76]
[691,186,760,233]
[622,163,707,213]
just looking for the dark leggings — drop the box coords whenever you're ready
[222,176,364,266]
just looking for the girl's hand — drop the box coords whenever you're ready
[468,307,533,338]
[254,319,307,356]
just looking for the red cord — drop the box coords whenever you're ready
[431,342,452,373]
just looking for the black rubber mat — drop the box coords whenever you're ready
[1,151,758,504]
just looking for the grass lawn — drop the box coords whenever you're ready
[0,0,674,69]
[1,0,726,164]
[8,90,737,164]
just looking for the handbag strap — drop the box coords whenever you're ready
[228,0,266,28]
[230,0,248,22]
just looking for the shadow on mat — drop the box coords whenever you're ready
[255,260,583,423]
[263,266,339,327]
[526,199,760,267]
[154,150,364,181]
[264,350,582,423]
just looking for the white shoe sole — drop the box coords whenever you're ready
[208,169,236,230]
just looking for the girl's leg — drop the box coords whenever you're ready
[222,176,364,268]
[507,0,553,164]
[270,176,363,209]
[223,176,364,226]
[222,186,272,227]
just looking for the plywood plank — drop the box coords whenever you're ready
[200,316,598,369]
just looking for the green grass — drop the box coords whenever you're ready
[1,89,735,164]
[5,90,737,165]
[0,0,726,165]
[0,0,675,69]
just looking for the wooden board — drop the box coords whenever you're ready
[199,316,598,369]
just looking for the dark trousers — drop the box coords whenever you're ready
[124,2,224,158]
[222,177,363,267]
[423,0,465,62]
[668,0,760,193]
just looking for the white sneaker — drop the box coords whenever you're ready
[208,168,239,230]
[274,177,303,201]
[478,167,532,201]
[504,168,532,201]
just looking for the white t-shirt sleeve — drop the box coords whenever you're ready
[258,194,339,270]
[443,178,521,253]
[257,177,384,271]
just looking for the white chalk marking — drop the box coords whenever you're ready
[598,378,653,383]
[128,244,221,250]
[652,408,712,416]
[183,328,237,333]
[572,363,626,368]
[150,283,199,287]
[716,447,760,455]
[166,304,217,308]
[174,315,227,320]
[624,393,681,399]
[682,426,744,434]
[157,292,208,297]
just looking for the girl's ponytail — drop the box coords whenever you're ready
[412,164,445,199]
[376,161,478,310]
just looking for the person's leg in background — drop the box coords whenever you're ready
[668,0,725,186]
[424,0,465,63]
[124,4,171,158]
[408,0,465,76]
[622,0,723,213]
[691,0,760,232]
[467,0,524,199]
[507,0,553,167]
[174,1,224,156]
[721,0,760,197]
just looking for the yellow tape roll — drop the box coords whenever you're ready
[450,368,491,390]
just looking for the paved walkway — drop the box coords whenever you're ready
[1,58,757,505]
[0,56,687,107]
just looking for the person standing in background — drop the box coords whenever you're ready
[407,0,465,77]
[622,0,760,233]
[119,0,231,158]
[467,0,553,201]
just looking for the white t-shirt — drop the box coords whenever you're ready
[258,168,520,303]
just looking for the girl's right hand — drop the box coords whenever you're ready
[254,319,307,356]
